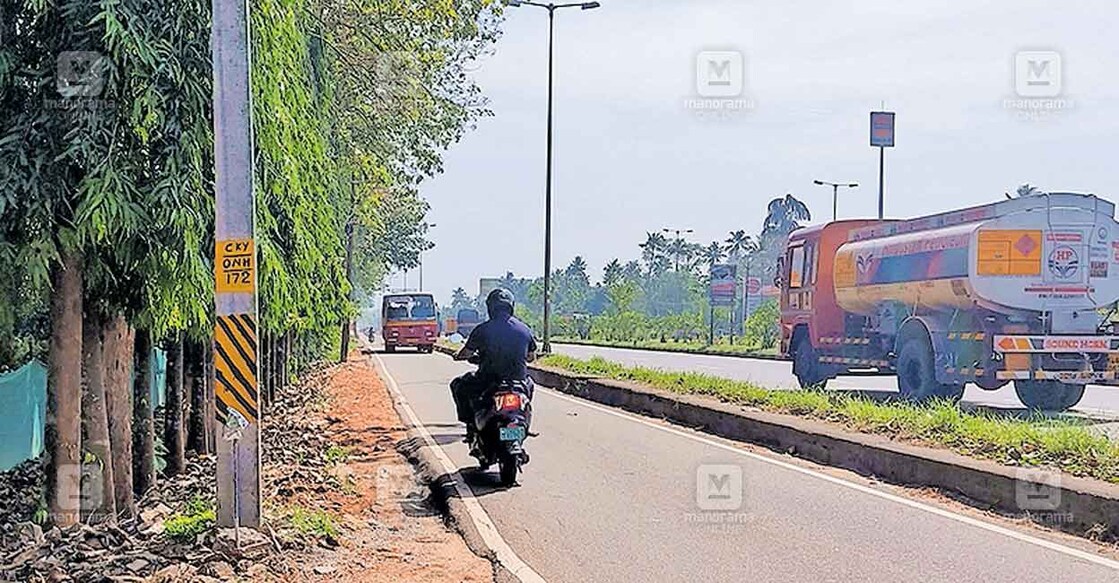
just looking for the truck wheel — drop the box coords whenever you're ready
[1014,380,1085,412]
[896,337,960,402]
[793,337,827,389]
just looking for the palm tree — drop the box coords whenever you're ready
[640,232,668,265]
[700,241,725,267]
[724,230,753,262]
[603,259,623,287]
[761,194,812,239]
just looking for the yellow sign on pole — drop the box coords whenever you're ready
[216,238,255,293]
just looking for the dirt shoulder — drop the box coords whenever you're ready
[266,352,492,582]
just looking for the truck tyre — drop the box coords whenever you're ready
[1014,380,1085,412]
[793,337,827,389]
[896,337,961,402]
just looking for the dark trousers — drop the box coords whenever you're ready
[450,371,534,429]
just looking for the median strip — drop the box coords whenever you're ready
[528,353,1119,542]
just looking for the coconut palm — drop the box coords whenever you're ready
[640,231,668,265]
[761,194,812,239]
[603,259,623,287]
[701,241,725,267]
[724,230,754,262]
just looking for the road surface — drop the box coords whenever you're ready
[554,343,1119,419]
[374,349,1119,583]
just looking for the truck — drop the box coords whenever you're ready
[778,192,1119,412]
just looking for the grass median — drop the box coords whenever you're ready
[538,354,1119,484]
[552,337,781,358]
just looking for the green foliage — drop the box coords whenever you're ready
[538,355,1119,483]
[324,445,350,464]
[164,496,216,542]
[744,299,780,350]
[289,506,339,539]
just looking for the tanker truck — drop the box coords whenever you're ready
[777,192,1119,411]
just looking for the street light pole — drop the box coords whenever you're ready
[506,0,600,354]
[812,179,859,221]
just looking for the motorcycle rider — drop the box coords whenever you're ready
[451,288,537,444]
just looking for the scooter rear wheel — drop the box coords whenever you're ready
[498,454,519,486]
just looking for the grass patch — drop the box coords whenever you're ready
[551,337,779,357]
[537,354,1119,483]
[288,506,339,539]
[164,496,216,542]
[324,445,351,465]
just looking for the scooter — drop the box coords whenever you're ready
[469,378,532,486]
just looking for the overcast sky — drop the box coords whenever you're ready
[386,0,1119,304]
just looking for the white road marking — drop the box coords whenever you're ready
[374,354,547,583]
[537,387,1119,571]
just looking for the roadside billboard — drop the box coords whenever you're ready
[870,111,896,147]
[710,264,737,306]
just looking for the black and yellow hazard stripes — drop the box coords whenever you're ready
[214,314,258,423]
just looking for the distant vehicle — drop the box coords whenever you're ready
[382,293,438,353]
[778,193,1119,412]
[456,308,482,337]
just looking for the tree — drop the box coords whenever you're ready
[701,242,726,267]
[640,232,668,267]
[724,230,754,262]
[603,259,623,287]
[761,194,812,240]
[450,287,474,311]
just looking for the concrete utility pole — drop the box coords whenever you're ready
[211,0,261,527]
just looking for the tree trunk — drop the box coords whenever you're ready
[81,310,116,524]
[132,330,155,496]
[187,340,208,455]
[181,340,194,451]
[163,333,185,476]
[103,315,135,519]
[45,249,83,528]
[205,338,216,454]
[284,331,292,390]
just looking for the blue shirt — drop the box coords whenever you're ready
[465,315,538,381]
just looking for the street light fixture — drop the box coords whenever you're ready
[813,180,859,221]
[506,0,601,354]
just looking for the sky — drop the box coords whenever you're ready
[385,0,1119,304]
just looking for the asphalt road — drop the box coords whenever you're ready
[554,343,1119,418]
[375,349,1119,583]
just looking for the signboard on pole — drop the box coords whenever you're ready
[710,264,737,306]
[870,111,896,147]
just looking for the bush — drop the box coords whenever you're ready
[744,299,780,350]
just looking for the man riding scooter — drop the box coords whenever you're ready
[451,289,537,484]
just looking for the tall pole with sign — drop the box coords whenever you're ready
[212,0,261,528]
[870,111,895,220]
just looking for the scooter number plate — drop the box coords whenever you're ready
[499,426,526,442]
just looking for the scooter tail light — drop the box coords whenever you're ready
[495,393,523,410]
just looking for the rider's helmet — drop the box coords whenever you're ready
[485,288,515,319]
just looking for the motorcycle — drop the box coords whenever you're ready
[468,377,532,486]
